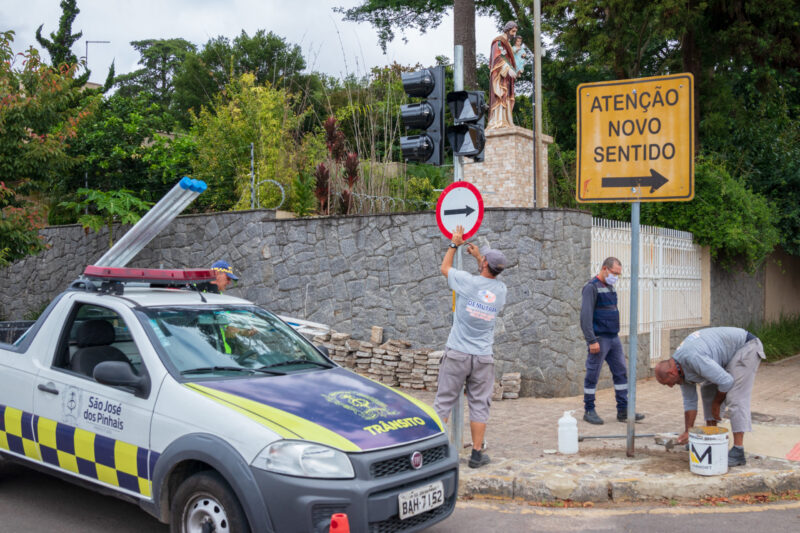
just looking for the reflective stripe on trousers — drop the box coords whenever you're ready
[583,336,629,411]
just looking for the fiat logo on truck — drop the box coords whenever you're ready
[410,451,423,470]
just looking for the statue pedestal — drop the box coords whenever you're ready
[463,126,553,208]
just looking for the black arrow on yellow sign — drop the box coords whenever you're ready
[601,169,669,193]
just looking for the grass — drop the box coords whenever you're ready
[750,314,800,362]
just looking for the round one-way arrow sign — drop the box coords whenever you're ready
[435,181,484,240]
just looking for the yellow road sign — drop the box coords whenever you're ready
[576,73,694,203]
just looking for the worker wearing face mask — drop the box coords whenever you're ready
[580,257,645,425]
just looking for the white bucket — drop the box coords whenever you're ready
[689,426,729,476]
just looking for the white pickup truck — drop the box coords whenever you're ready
[0,266,457,533]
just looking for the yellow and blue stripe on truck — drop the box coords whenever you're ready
[0,404,158,498]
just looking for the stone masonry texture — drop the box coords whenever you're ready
[0,208,593,398]
[2,208,764,397]
[711,260,765,328]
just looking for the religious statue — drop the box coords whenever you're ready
[487,21,519,130]
[513,35,530,75]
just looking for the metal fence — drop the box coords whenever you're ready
[591,218,704,364]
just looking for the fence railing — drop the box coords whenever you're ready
[591,218,704,364]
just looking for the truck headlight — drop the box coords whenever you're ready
[253,441,355,479]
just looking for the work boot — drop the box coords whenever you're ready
[728,446,746,467]
[617,411,645,422]
[468,449,490,468]
[583,409,604,425]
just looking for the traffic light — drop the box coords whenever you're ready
[399,66,445,166]
[446,91,487,162]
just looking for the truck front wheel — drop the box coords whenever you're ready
[170,471,250,533]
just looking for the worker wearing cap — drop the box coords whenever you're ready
[209,260,239,293]
[654,327,765,467]
[203,260,254,352]
[435,225,507,469]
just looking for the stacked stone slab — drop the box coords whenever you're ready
[313,332,434,390]
[500,372,521,399]
[312,328,521,399]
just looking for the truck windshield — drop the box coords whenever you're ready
[141,306,332,377]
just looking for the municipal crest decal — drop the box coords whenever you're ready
[324,391,400,421]
[62,385,81,424]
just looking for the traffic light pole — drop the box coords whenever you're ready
[449,44,466,452]
[453,45,465,182]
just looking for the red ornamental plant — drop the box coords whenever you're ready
[343,152,359,189]
[321,116,361,215]
[314,162,330,215]
[323,116,347,163]
[338,152,360,215]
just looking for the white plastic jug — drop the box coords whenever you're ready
[558,410,579,454]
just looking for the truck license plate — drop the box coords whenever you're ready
[398,480,445,520]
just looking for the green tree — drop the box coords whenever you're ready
[337,0,490,89]
[172,30,309,128]
[190,73,319,212]
[541,0,800,258]
[35,0,82,68]
[113,38,196,122]
[49,93,188,224]
[0,31,97,200]
[0,181,48,266]
[59,188,153,248]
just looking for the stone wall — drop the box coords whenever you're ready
[710,260,765,328]
[0,208,592,398]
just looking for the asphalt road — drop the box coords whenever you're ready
[2,460,799,533]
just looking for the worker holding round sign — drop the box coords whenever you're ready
[435,224,507,469]
[435,181,484,241]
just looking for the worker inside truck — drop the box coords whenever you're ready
[142,306,333,376]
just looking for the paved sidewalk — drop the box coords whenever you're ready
[409,354,800,503]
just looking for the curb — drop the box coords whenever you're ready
[459,462,800,503]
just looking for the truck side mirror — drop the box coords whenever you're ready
[94,361,151,398]
[316,345,330,358]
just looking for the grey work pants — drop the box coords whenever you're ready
[700,338,765,433]
[433,348,494,423]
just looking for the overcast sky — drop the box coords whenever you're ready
[4,0,502,84]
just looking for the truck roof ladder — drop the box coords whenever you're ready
[94,177,207,268]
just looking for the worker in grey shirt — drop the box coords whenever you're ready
[654,327,765,466]
[434,225,507,469]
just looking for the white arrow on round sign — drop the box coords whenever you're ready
[435,182,484,240]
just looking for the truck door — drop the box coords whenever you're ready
[32,300,159,500]
[0,327,45,465]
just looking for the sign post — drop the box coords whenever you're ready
[576,73,694,203]
[436,182,484,449]
[576,73,694,456]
